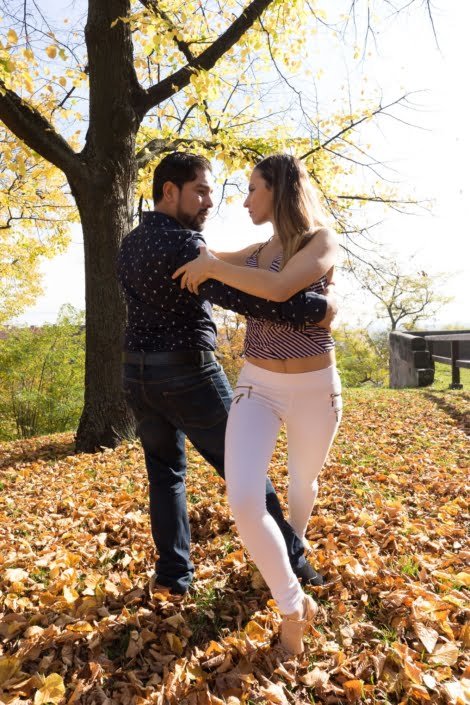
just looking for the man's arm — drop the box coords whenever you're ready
[176,229,338,302]
[202,279,330,326]
[175,238,329,326]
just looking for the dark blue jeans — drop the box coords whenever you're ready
[123,359,305,594]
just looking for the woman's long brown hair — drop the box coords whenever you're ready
[254,154,330,268]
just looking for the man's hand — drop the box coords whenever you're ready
[317,285,338,331]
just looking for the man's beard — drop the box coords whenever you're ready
[176,206,208,232]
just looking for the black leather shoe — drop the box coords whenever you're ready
[294,562,324,586]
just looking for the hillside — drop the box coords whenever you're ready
[0,389,469,705]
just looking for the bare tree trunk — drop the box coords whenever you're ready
[73,177,136,452]
[73,0,141,451]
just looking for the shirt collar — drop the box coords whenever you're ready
[142,211,184,231]
[141,211,207,243]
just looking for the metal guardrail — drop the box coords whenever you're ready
[425,334,470,389]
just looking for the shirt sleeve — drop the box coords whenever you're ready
[174,237,327,325]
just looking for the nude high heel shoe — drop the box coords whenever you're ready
[280,593,318,655]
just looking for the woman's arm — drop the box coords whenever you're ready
[211,242,262,266]
[173,229,338,301]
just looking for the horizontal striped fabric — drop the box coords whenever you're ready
[243,248,335,360]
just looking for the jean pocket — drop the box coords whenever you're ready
[162,376,229,429]
[122,380,149,429]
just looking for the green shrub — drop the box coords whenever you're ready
[0,305,85,440]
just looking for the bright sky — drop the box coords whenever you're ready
[13,0,470,329]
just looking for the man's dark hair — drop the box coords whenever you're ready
[152,152,212,204]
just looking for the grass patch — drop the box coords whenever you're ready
[398,555,420,578]
[375,625,398,645]
[431,361,470,390]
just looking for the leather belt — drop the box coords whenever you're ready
[122,350,216,366]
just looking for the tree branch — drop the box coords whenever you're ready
[300,94,415,160]
[135,134,266,170]
[337,195,427,205]
[139,0,195,62]
[0,80,86,183]
[137,0,274,118]
[135,136,222,169]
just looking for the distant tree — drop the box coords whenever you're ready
[349,258,452,331]
[335,325,388,387]
[0,130,74,325]
[0,305,85,440]
[214,310,246,387]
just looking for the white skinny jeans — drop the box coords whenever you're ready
[225,361,342,614]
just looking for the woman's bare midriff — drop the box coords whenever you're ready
[246,349,335,374]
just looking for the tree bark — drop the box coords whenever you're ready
[74,0,141,451]
[74,178,136,452]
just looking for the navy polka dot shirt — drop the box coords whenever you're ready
[117,212,328,352]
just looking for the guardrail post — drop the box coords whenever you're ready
[450,341,463,389]
[389,331,434,388]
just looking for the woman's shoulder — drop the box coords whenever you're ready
[248,241,269,259]
[303,226,338,251]
[310,225,336,239]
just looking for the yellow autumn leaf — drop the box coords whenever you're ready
[151,588,170,602]
[34,673,65,704]
[408,685,431,702]
[460,624,470,649]
[65,621,94,633]
[205,640,225,657]
[186,662,205,681]
[413,622,439,654]
[244,620,269,644]
[23,76,35,92]
[0,656,22,687]
[222,549,245,565]
[4,568,29,583]
[166,632,183,655]
[45,45,57,59]
[344,679,365,702]
[63,585,79,603]
[0,619,26,639]
[300,667,329,688]
[454,572,470,587]
[258,682,288,705]
[163,613,185,629]
[429,643,460,667]
[7,29,19,44]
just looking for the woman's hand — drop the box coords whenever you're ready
[172,244,217,294]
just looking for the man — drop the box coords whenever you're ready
[117,152,337,596]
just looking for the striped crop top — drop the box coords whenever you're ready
[243,244,335,360]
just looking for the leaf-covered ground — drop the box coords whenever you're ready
[0,389,469,705]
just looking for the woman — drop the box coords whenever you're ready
[173,154,342,654]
